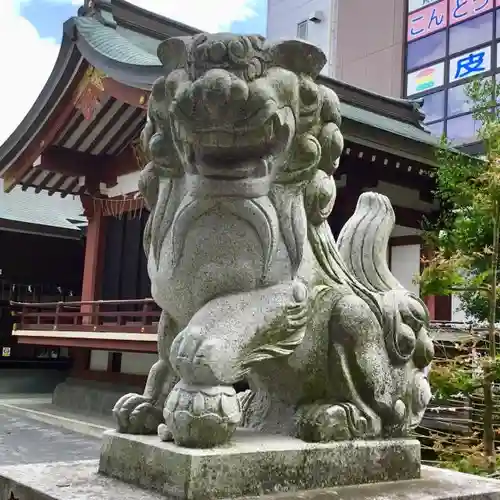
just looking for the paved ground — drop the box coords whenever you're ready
[0,407,101,465]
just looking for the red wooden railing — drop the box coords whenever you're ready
[10,298,160,334]
[8,298,476,338]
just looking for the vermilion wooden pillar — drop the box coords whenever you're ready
[424,295,437,320]
[71,197,108,373]
[421,244,437,321]
[420,244,452,321]
[81,202,107,305]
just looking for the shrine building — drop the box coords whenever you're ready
[0,0,452,412]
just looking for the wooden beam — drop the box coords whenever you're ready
[105,146,141,179]
[102,78,148,110]
[39,146,108,177]
[108,352,122,373]
[393,206,427,229]
[3,62,88,193]
[15,336,157,352]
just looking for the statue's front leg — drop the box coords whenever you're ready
[163,281,307,448]
[113,311,178,435]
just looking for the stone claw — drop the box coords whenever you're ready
[112,393,164,434]
[295,403,369,442]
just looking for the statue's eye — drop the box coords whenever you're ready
[209,42,227,62]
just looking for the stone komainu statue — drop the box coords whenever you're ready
[113,33,434,448]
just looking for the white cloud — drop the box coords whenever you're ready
[130,0,258,32]
[0,1,60,146]
[0,0,258,149]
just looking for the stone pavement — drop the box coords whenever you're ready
[0,407,101,466]
[0,393,114,439]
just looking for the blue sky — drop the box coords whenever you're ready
[20,0,267,40]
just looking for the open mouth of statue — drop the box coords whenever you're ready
[172,111,290,181]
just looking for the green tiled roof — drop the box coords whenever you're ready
[0,179,86,231]
[340,102,438,147]
[75,17,160,66]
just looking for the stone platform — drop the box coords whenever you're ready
[3,460,500,499]
[99,429,420,498]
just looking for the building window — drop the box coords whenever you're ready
[449,0,494,26]
[297,21,308,40]
[425,120,444,137]
[407,1,447,42]
[406,31,446,70]
[449,45,491,83]
[446,113,483,143]
[421,90,445,122]
[447,83,474,116]
[449,12,493,56]
[404,2,500,143]
[407,62,445,96]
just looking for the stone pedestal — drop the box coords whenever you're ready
[3,460,500,500]
[98,429,420,498]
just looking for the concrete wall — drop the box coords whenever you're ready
[0,368,68,394]
[335,0,405,96]
[89,350,108,371]
[52,377,143,417]
[390,244,421,295]
[267,0,337,77]
[121,352,156,375]
[267,0,406,95]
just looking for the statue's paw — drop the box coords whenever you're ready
[163,381,240,448]
[112,393,164,434]
[295,403,368,442]
[157,423,174,442]
[170,327,222,384]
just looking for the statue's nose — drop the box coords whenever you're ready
[192,69,249,118]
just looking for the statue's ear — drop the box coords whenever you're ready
[157,37,190,74]
[268,39,326,77]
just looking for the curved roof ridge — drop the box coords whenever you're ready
[74,16,160,67]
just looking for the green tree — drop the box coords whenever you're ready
[420,77,500,472]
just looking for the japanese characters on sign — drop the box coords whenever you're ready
[407,62,445,96]
[407,0,495,42]
[449,0,494,25]
[408,0,440,13]
[407,1,447,42]
[449,45,491,83]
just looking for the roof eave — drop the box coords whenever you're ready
[319,76,425,129]
[70,30,161,90]
[0,218,84,240]
[342,118,437,168]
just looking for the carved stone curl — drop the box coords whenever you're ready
[112,33,433,448]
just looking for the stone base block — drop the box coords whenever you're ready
[99,429,421,498]
[3,460,500,499]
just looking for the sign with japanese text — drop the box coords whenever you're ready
[449,45,491,83]
[449,0,494,25]
[407,1,447,42]
[407,62,445,96]
[408,0,440,13]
